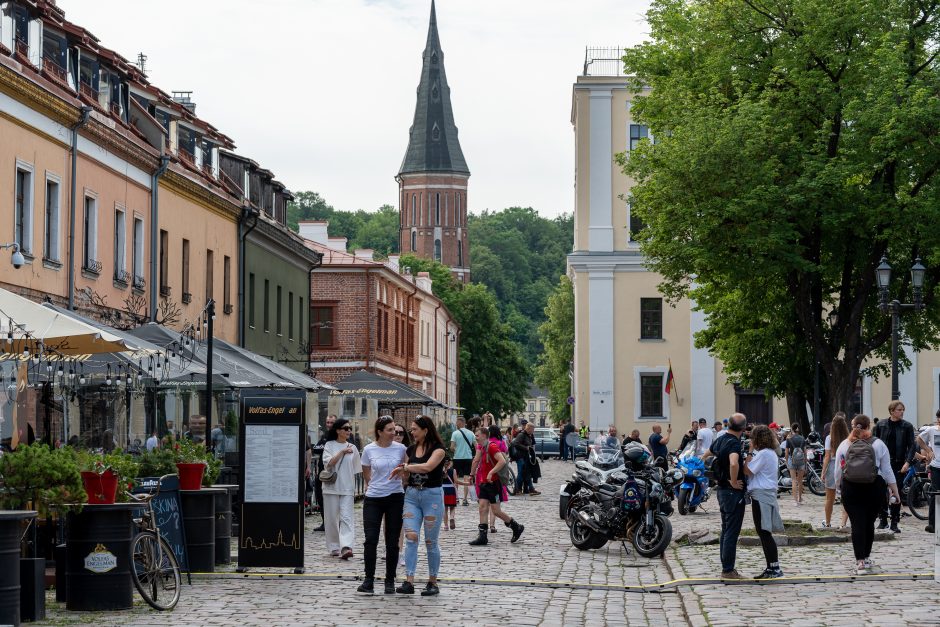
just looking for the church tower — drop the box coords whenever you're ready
[397,0,470,283]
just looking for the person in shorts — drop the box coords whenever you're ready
[442,457,458,530]
[464,426,524,546]
[450,417,476,506]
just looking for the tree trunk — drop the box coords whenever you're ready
[825,360,861,424]
[785,391,811,435]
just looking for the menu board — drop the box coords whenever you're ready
[237,389,305,571]
[134,475,189,573]
[244,425,299,503]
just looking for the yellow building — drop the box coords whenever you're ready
[568,48,940,440]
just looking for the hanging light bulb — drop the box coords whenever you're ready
[105,365,112,386]
[57,364,64,377]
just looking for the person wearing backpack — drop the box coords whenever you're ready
[465,426,524,546]
[833,414,900,576]
[786,424,808,506]
[873,400,916,533]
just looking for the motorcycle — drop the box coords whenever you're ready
[569,464,673,557]
[675,443,710,514]
[559,445,627,525]
[777,449,826,496]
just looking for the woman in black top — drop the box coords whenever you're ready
[390,415,446,596]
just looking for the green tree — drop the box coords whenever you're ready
[350,204,399,257]
[621,0,940,421]
[535,275,574,424]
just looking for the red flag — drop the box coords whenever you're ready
[664,360,675,395]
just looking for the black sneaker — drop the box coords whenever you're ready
[421,582,440,596]
[384,579,396,594]
[395,581,415,594]
[890,523,901,534]
[877,520,888,530]
[356,579,374,594]
[754,567,784,579]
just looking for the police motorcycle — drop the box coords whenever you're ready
[568,443,674,557]
[559,441,628,525]
[674,440,712,514]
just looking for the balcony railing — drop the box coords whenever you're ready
[78,81,98,101]
[177,148,196,169]
[14,39,28,61]
[583,46,627,77]
[159,285,171,298]
[114,269,130,285]
[133,275,146,291]
[42,55,69,85]
[82,259,102,275]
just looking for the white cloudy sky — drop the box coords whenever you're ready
[58,0,652,218]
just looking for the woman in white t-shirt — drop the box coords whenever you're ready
[743,425,784,578]
[321,418,362,560]
[357,416,407,594]
[915,410,940,534]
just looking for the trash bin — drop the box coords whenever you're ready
[213,485,237,565]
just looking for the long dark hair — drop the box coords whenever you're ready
[327,418,351,442]
[488,425,501,440]
[409,415,444,454]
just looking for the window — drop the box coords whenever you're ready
[411,195,416,225]
[383,311,389,351]
[43,176,60,262]
[411,231,417,252]
[540,400,548,412]
[377,307,384,348]
[181,239,190,300]
[14,165,32,255]
[223,256,231,313]
[83,195,98,271]
[628,202,647,242]
[435,193,440,224]
[263,279,270,332]
[248,273,256,328]
[528,401,535,412]
[276,285,283,335]
[640,298,662,340]
[640,374,664,418]
[133,218,144,285]
[288,291,294,340]
[298,296,304,344]
[629,124,649,150]
[311,304,334,348]
[205,249,214,303]
[158,229,168,291]
[434,239,441,261]
[113,207,126,278]
[457,240,463,267]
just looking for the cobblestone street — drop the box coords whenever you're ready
[36,459,939,626]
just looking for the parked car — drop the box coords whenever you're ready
[531,428,588,459]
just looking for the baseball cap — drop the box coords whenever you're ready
[768,422,779,429]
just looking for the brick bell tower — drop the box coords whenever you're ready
[397,0,470,283]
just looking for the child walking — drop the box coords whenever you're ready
[442,457,458,529]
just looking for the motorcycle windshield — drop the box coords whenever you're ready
[678,441,698,460]
[589,446,624,469]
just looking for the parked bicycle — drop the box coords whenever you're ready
[905,466,932,521]
[126,476,181,610]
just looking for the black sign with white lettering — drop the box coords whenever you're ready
[134,475,189,572]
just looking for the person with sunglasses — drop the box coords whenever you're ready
[357,415,407,594]
[321,418,362,560]
[390,415,446,596]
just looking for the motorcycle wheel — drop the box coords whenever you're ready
[677,487,691,515]
[632,514,673,558]
[570,516,605,550]
[807,471,825,496]
[565,494,586,528]
[687,505,697,513]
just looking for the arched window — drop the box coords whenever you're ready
[457,240,463,267]
[411,195,416,225]
[435,193,440,225]
[411,231,417,252]
[456,193,461,226]
[434,239,441,261]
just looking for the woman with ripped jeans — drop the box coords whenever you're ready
[390,415,446,596]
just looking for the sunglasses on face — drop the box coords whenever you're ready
[341,426,352,431]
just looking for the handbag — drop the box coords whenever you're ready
[318,449,343,484]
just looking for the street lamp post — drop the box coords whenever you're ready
[876,256,926,400]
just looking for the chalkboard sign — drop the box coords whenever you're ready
[238,389,305,571]
[134,475,189,573]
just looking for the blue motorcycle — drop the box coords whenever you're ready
[675,446,710,515]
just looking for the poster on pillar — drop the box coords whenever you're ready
[237,388,305,570]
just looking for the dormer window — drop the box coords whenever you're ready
[431,122,440,141]
[78,54,99,99]
[431,51,438,64]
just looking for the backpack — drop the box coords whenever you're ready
[790,435,805,465]
[488,449,514,486]
[842,437,878,484]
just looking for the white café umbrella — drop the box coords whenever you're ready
[0,287,128,356]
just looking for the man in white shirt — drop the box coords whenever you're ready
[915,409,940,533]
[695,418,714,457]
[450,417,476,505]
[145,431,159,452]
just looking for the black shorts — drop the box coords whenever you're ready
[453,458,472,476]
[478,481,502,504]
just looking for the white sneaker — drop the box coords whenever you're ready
[855,560,867,576]
[863,557,875,571]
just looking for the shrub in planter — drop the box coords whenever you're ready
[172,439,208,490]
[0,443,84,515]
[136,447,177,478]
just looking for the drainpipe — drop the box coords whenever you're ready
[404,279,418,387]
[306,251,322,371]
[364,268,373,371]
[237,205,259,346]
[149,156,170,321]
[432,301,442,400]
[67,106,92,310]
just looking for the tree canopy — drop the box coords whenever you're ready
[535,275,574,424]
[622,0,940,421]
[287,192,399,257]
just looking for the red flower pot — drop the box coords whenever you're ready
[176,462,206,490]
[81,470,119,504]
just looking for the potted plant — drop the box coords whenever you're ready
[136,446,177,479]
[173,439,208,490]
[0,443,84,515]
[75,450,139,505]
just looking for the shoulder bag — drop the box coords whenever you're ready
[318,448,343,484]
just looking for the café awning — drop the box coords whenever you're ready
[330,370,444,407]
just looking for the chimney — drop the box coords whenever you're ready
[327,237,347,252]
[387,254,400,274]
[297,221,330,245]
[416,271,433,293]
[354,249,374,261]
[171,91,196,113]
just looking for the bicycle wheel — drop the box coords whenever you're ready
[907,479,930,521]
[130,531,181,610]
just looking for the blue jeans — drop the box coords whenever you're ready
[403,487,443,578]
[716,488,746,573]
[514,459,533,493]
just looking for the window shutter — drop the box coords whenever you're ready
[27,17,41,67]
